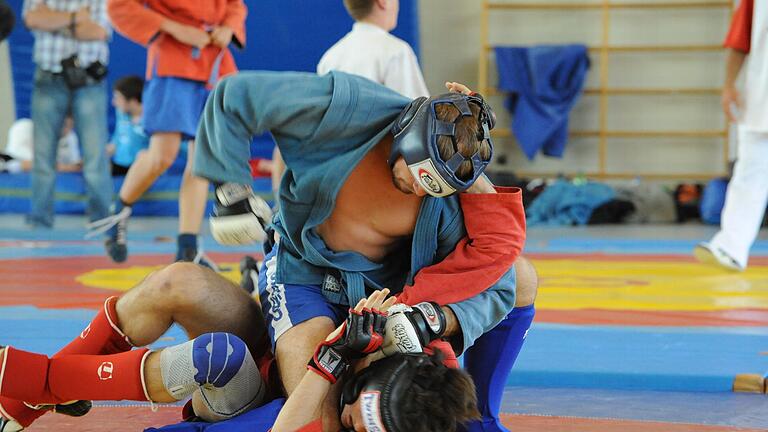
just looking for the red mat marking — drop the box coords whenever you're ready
[25,408,762,431]
[536,308,768,327]
[527,253,768,266]
[3,251,767,326]
[0,253,251,309]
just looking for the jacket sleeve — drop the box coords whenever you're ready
[193,71,336,185]
[107,0,166,46]
[397,187,526,306]
[222,0,247,49]
[723,0,752,53]
[447,264,517,354]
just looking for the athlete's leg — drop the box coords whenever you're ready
[95,132,182,263]
[116,262,269,357]
[0,263,269,429]
[707,130,768,269]
[259,242,346,431]
[0,333,264,422]
[176,140,211,262]
[119,132,182,204]
[462,257,538,432]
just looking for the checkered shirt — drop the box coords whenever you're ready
[22,0,111,73]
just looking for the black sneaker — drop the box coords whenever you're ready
[25,400,93,417]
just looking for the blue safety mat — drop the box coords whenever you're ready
[501,386,768,429]
[511,323,768,392]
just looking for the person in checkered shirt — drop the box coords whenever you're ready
[21,0,113,230]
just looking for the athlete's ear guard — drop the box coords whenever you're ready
[389,93,495,197]
[339,354,432,432]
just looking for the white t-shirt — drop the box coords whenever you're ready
[744,1,767,131]
[317,22,429,99]
[726,0,768,131]
[5,118,82,165]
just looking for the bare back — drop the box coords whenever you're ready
[316,136,423,262]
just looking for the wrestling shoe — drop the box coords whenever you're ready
[0,417,22,432]
[210,183,272,246]
[0,400,93,431]
[693,242,744,272]
[239,255,259,294]
[86,205,131,263]
[25,400,93,417]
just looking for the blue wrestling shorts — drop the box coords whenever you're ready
[142,76,211,139]
[258,242,347,350]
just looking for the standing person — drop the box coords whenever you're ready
[88,0,246,264]
[695,0,767,272]
[270,0,429,198]
[317,0,429,99]
[108,75,148,176]
[22,0,113,229]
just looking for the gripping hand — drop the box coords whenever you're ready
[307,308,386,384]
[210,183,272,245]
[380,302,446,356]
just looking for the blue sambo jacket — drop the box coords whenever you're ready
[194,71,518,353]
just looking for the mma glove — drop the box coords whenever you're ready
[210,183,272,245]
[308,307,387,384]
[380,302,446,356]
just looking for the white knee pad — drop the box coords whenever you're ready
[159,332,266,419]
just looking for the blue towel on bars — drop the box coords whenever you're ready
[526,179,614,226]
[494,45,590,160]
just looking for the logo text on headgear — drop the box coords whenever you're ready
[418,168,442,194]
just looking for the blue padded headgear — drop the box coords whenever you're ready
[339,354,432,432]
[389,92,495,197]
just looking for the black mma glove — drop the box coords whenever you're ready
[380,302,446,356]
[307,307,387,384]
[209,183,273,245]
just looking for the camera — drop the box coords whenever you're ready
[60,55,108,89]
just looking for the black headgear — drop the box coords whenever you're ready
[339,354,433,432]
[389,92,496,197]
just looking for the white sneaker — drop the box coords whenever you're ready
[694,242,744,272]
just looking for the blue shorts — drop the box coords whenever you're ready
[258,242,347,350]
[142,77,210,139]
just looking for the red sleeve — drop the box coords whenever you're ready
[724,0,753,53]
[292,419,324,432]
[107,0,166,46]
[397,187,526,306]
[222,0,247,48]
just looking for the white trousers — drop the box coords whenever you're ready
[710,129,768,268]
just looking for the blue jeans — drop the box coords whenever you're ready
[29,69,113,227]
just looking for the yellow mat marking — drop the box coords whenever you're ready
[76,264,241,292]
[534,259,768,311]
[77,258,768,312]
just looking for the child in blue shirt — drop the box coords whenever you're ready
[109,76,148,176]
